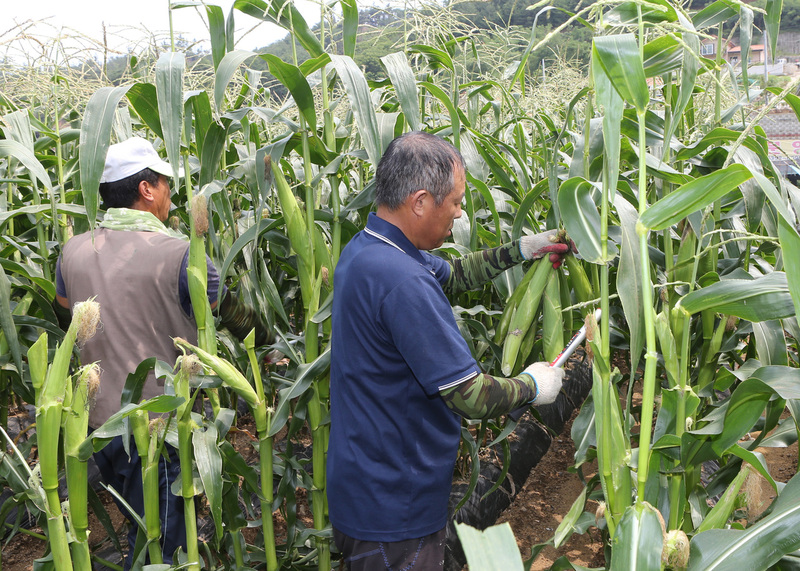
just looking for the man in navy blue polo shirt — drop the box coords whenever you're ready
[329,131,570,570]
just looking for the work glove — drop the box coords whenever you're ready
[520,362,565,405]
[519,230,571,268]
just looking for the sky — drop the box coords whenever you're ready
[3,0,320,60]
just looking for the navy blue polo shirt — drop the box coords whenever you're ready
[328,212,480,542]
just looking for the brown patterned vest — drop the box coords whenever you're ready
[60,228,198,427]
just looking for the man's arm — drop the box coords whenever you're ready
[442,230,570,296]
[440,363,564,420]
[217,291,272,346]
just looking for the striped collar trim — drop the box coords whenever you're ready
[364,226,406,254]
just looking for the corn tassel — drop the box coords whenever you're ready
[501,258,551,376]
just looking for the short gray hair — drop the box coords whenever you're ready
[375,131,465,210]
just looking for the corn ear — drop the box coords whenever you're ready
[542,269,564,363]
[564,254,593,308]
[494,260,539,344]
[501,258,551,376]
[174,338,262,420]
[29,332,48,402]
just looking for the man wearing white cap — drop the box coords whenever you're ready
[53,136,269,568]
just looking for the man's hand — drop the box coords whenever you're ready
[520,230,571,268]
[520,362,565,405]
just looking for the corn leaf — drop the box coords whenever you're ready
[260,55,317,130]
[455,522,524,571]
[0,265,21,375]
[779,216,800,323]
[592,34,649,114]
[615,194,644,377]
[677,272,795,321]
[156,52,185,182]
[330,54,382,167]
[557,177,609,264]
[126,83,163,139]
[609,503,664,571]
[643,35,683,77]
[688,472,800,571]
[381,52,421,132]
[340,0,358,58]
[80,85,131,230]
[692,0,739,30]
[233,0,323,58]
[193,424,224,542]
[640,165,753,230]
[214,50,257,113]
[206,4,227,71]
[764,0,782,63]
[739,6,754,95]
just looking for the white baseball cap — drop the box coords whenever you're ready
[100,137,183,183]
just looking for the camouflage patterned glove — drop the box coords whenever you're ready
[520,362,565,405]
[519,230,571,268]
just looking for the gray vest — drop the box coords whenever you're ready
[61,228,198,427]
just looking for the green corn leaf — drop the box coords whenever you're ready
[233,0,323,58]
[593,34,649,114]
[260,55,317,130]
[206,4,227,71]
[341,0,358,57]
[408,44,454,73]
[330,54,382,167]
[779,216,800,322]
[0,265,22,376]
[156,52,184,182]
[740,6,754,93]
[677,272,795,321]
[0,140,52,193]
[214,50,257,113]
[269,348,330,437]
[692,0,739,30]
[80,85,131,229]
[557,177,611,264]
[640,165,753,230]
[615,189,644,377]
[765,0,784,64]
[688,472,800,571]
[198,121,226,188]
[455,522,524,571]
[193,424,223,542]
[604,0,677,26]
[643,35,683,77]
[126,83,163,139]
[554,486,588,549]
[381,52,421,132]
[753,320,788,366]
[609,503,664,571]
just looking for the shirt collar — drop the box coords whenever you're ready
[364,211,429,269]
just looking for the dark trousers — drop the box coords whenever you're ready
[334,527,446,571]
[93,434,186,570]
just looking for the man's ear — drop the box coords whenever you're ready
[409,189,428,217]
[138,179,155,204]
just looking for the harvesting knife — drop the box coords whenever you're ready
[507,308,601,422]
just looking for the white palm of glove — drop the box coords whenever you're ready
[519,229,562,260]
[521,362,565,405]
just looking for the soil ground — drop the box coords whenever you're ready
[2,410,798,570]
